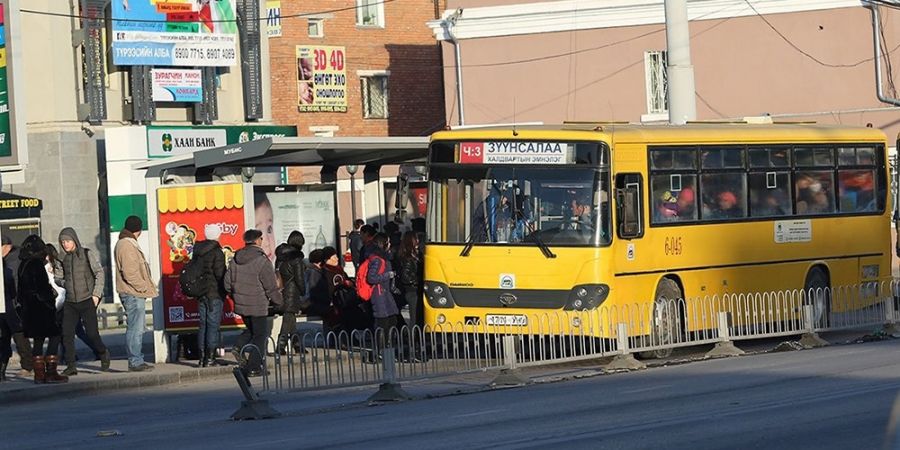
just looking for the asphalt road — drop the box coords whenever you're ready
[5,337,900,450]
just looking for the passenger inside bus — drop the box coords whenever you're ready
[655,187,695,222]
[704,191,743,219]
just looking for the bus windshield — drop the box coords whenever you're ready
[428,166,611,247]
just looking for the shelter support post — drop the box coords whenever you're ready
[363,164,382,226]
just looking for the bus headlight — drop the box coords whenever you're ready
[437,314,447,324]
[565,284,609,311]
[425,281,455,308]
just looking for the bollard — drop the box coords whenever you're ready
[367,349,411,403]
[705,312,744,358]
[490,335,529,386]
[799,304,829,349]
[230,367,281,420]
[605,323,646,371]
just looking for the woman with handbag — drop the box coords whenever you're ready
[17,235,67,383]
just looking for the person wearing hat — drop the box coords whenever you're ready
[114,215,158,372]
[190,223,227,367]
[0,234,34,378]
[56,226,110,376]
[224,229,283,376]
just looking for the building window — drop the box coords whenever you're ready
[644,50,668,116]
[361,75,389,119]
[356,0,384,27]
[308,19,324,38]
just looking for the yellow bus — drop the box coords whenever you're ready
[422,122,892,347]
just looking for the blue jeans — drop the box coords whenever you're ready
[120,294,146,368]
[197,297,223,353]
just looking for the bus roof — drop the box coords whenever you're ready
[430,123,887,145]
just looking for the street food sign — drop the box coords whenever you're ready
[458,142,572,165]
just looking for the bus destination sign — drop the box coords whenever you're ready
[459,142,571,165]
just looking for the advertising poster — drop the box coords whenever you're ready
[266,1,282,38]
[111,0,238,67]
[157,183,246,331]
[296,45,347,112]
[146,125,297,158]
[0,220,39,248]
[0,3,10,158]
[151,68,203,102]
[254,187,337,261]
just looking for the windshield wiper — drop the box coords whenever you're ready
[522,218,556,259]
[460,230,478,257]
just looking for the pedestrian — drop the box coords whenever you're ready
[1,235,33,376]
[274,231,307,354]
[190,224,227,367]
[305,249,339,332]
[0,263,17,381]
[356,224,377,267]
[347,219,364,269]
[114,216,158,372]
[396,231,423,330]
[365,233,399,354]
[225,229,283,376]
[17,235,67,383]
[56,227,110,376]
[47,244,101,361]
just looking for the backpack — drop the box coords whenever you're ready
[355,255,385,302]
[178,257,209,298]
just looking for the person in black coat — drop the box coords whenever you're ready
[192,224,227,367]
[17,235,67,383]
[274,231,306,354]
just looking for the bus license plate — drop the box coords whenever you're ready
[486,314,528,326]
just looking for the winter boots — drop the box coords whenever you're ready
[32,355,69,384]
[99,350,111,371]
[0,362,7,381]
[44,356,69,384]
[32,356,45,383]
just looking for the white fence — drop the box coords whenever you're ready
[236,280,900,396]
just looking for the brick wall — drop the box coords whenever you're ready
[269,0,446,137]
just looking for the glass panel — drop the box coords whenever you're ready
[701,147,744,169]
[857,147,876,166]
[427,167,610,246]
[651,174,697,223]
[794,148,814,167]
[795,171,835,215]
[814,148,834,166]
[748,147,790,168]
[650,148,695,171]
[749,172,792,217]
[838,169,877,212]
[700,173,747,220]
[837,147,856,166]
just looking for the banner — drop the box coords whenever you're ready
[296,45,347,112]
[147,125,297,158]
[157,183,246,331]
[151,68,203,102]
[0,3,10,158]
[111,0,238,67]
[254,187,337,260]
[266,1,282,38]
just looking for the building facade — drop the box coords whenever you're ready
[428,0,900,139]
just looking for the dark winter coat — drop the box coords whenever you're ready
[305,265,331,315]
[224,245,283,317]
[366,250,398,319]
[55,227,104,303]
[275,243,306,314]
[17,238,60,338]
[192,240,227,300]
[3,246,20,289]
[348,231,362,267]
[396,253,420,293]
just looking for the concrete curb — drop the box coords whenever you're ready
[0,365,235,404]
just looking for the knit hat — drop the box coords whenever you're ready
[124,215,143,233]
[204,223,223,241]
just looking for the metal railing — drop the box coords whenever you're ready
[236,280,900,397]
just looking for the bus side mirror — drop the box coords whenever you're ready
[617,185,642,239]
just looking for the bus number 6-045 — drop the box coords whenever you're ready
[665,237,682,256]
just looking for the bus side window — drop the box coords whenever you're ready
[616,173,643,239]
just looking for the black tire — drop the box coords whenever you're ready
[639,278,683,359]
[803,267,831,327]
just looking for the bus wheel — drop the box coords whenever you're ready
[639,278,683,359]
[803,267,830,327]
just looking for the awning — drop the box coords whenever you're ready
[157,183,244,213]
[0,192,42,220]
[135,136,431,177]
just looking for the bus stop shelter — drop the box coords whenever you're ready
[136,136,430,363]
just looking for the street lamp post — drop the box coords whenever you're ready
[347,165,358,224]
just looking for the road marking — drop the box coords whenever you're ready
[621,385,672,394]
[452,408,506,418]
